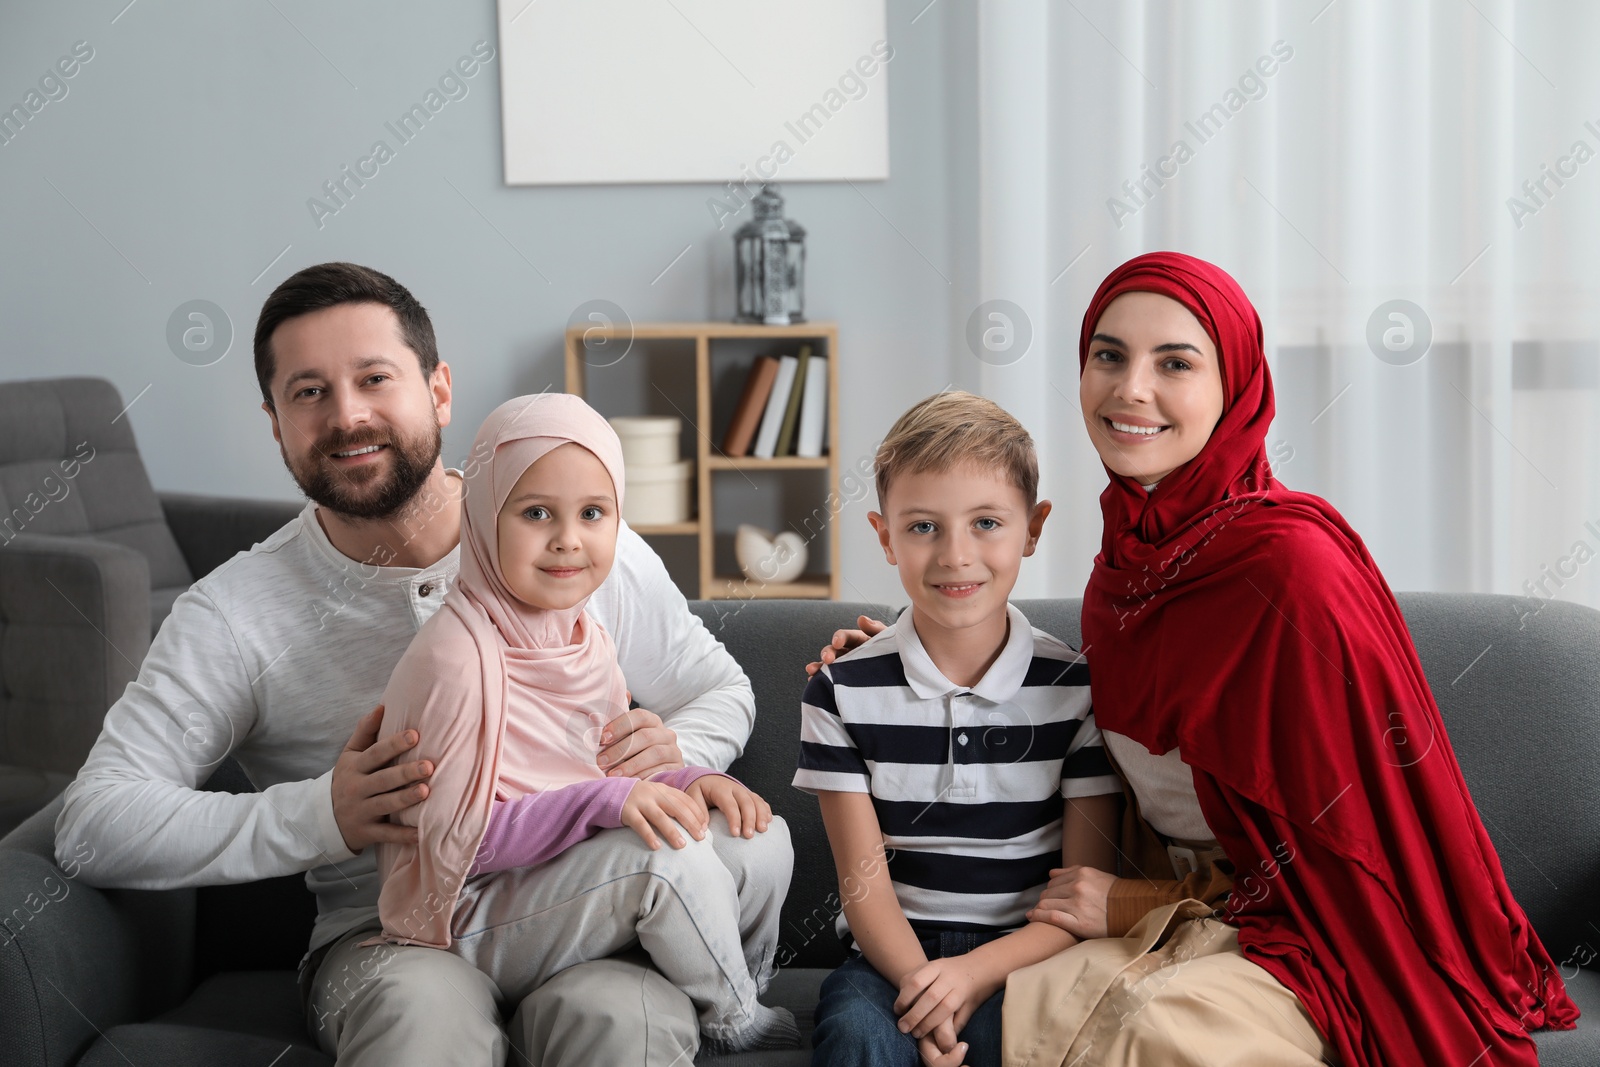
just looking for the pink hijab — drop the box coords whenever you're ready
[372,392,630,947]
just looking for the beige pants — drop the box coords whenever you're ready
[1003,900,1335,1067]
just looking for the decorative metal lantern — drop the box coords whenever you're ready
[734,184,806,325]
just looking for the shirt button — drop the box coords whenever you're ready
[419,583,434,597]
[957,732,969,745]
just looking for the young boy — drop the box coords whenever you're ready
[793,392,1122,1067]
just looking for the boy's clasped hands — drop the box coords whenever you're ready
[894,953,1002,1067]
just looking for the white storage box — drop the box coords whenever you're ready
[609,416,681,468]
[623,460,693,526]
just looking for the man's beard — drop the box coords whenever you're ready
[283,419,442,522]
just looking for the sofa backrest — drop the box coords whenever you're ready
[696,599,895,970]
[1382,592,1600,970]
[0,377,190,589]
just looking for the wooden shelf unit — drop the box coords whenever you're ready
[564,321,841,600]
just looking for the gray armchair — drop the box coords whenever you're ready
[0,377,300,837]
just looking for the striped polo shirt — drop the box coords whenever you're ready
[793,603,1119,938]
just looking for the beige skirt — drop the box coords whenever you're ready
[1002,900,1335,1067]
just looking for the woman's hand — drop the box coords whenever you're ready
[893,956,995,1042]
[685,775,772,838]
[1026,864,1117,939]
[805,615,888,676]
[620,781,707,850]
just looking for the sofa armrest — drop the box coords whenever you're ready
[0,534,151,773]
[0,797,196,1067]
[158,492,301,580]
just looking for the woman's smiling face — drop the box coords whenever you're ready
[1079,291,1226,486]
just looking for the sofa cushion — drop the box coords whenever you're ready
[77,1023,332,1067]
[77,971,332,1066]
[1533,966,1600,1063]
[696,967,827,1066]
[153,971,324,1046]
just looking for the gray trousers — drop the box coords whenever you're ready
[450,814,791,1042]
[306,813,790,1065]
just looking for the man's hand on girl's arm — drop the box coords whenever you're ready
[599,706,685,779]
[332,704,432,852]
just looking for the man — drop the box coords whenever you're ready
[56,261,763,1064]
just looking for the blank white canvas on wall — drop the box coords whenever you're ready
[496,0,890,185]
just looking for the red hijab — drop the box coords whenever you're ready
[1079,252,1576,1065]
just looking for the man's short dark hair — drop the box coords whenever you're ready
[253,262,439,405]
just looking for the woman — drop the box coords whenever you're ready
[1009,251,1578,1065]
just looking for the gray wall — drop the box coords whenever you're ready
[0,0,982,607]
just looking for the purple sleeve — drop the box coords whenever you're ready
[650,766,740,791]
[469,777,638,876]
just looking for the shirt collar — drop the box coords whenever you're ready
[894,602,1034,703]
[297,470,463,582]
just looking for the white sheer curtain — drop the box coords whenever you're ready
[974,0,1600,611]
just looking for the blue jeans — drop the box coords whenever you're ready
[811,930,1006,1067]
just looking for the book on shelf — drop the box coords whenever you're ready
[796,357,828,458]
[751,354,798,459]
[774,344,812,457]
[720,355,780,457]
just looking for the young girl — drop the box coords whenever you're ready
[369,392,798,1055]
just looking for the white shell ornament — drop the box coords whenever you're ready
[734,524,809,585]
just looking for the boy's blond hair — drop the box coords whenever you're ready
[874,391,1038,509]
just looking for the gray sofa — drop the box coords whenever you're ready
[0,376,301,838]
[2,594,1597,1065]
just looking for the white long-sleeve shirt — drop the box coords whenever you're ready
[55,497,755,951]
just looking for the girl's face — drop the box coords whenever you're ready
[496,443,619,610]
[1079,291,1226,486]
